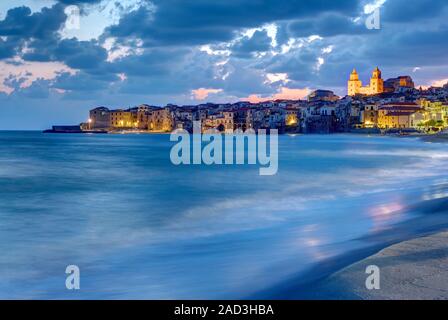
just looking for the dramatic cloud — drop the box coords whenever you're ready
[0,5,66,39]
[106,0,359,47]
[231,30,273,59]
[0,0,447,129]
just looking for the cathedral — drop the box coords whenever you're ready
[347,67,384,96]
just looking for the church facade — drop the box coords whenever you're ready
[348,67,384,96]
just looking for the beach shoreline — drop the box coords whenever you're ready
[251,229,448,300]
[250,194,448,300]
[318,230,448,300]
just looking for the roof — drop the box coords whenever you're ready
[379,108,421,113]
[381,102,418,106]
[91,106,109,111]
[384,112,416,116]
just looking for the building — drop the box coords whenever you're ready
[221,111,235,133]
[148,107,173,132]
[285,107,299,127]
[348,67,384,96]
[110,109,135,128]
[420,100,448,122]
[203,111,234,133]
[89,107,110,129]
[308,89,339,102]
[384,76,415,93]
[172,107,195,131]
[268,110,286,131]
[233,108,250,131]
[377,102,421,129]
[134,105,153,130]
[361,104,379,128]
[416,99,448,129]
[335,98,363,131]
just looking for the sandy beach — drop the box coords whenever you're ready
[318,231,448,299]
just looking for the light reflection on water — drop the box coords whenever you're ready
[0,132,447,299]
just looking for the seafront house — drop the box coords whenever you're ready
[285,107,300,130]
[361,104,380,128]
[149,107,173,132]
[377,102,421,129]
[110,109,134,128]
[419,100,448,124]
[89,107,111,130]
[203,111,234,133]
[134,105,154,130]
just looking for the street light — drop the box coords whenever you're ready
[88,118,92,130]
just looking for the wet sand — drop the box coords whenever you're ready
[249,195,448,300]
[318,231,448,299]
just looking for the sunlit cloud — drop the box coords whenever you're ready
[242,87,311,103]
[265,73,290,84]
[241,23,278,48]
[102,37,144,62]
[199,45,231,56]
[191,88,223,100]
[321,45,334,54]
[307,35,323,42]
[420,78,448,89]
[430,78,448,87]
[0,57,77,94]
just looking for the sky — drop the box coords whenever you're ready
[0,0,447,129]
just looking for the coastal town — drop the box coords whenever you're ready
[48,67,448,135]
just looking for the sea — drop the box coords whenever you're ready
[1,131,448,299]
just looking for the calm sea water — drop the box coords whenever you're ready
[1,131,448,299]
